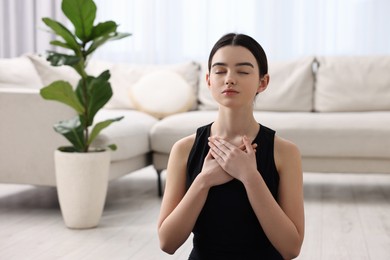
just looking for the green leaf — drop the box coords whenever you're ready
[42,17,80,53]
[88,117,124,145]
[58,146,79,152]
[54,116,85,152]
[107,144,117,151]
[46,52,86,78]
[75,70,113,126]
[40,81,84,114]
[62,0,96,42]
[90,21,117,40]
[87,71,113,124]
[86,32,131,55]
[46,52,81,66]
[49,40,73,50]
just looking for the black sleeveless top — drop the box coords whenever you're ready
[186,123,283,260]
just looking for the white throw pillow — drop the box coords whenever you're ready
[27,54,81,87]
[315,56,390,112]
[105,62,200,110]
[0,56,43,89]
[129,70,196,119]
[198,57,315,112]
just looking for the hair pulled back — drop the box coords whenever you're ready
[208,33,268,77]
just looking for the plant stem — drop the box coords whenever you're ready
[81,47,89,153]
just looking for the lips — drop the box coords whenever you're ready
[222,89,239,95]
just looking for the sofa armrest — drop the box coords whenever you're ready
[0,88,76,186]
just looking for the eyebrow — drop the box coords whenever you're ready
[211,62,254,68]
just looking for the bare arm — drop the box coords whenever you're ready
[243,137,304,259]
[209,135,304,259]
[157,135,233,254]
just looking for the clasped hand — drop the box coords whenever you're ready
[201,135,258,186]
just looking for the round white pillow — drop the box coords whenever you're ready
[129,70,196,119]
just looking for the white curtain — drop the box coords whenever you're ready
[0,0,64,58]
[92,0,390,63]
[2,0,390,63]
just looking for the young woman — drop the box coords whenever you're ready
[157,33,304,260]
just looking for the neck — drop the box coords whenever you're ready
[212,106,259,141]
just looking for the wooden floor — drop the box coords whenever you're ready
[1,166,390,260]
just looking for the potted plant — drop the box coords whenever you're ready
[40,0,130,229]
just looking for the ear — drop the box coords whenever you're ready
[257,74,270,94]
[206,72,211,89]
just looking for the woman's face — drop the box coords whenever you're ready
[207,46,264,109]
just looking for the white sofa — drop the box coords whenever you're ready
[151,56,390,195]
[1,54,390,196]
[0,55,158,187]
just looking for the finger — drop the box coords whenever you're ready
[239,142,256,148]
[208,140,225,159]
[243,135,253,154]
[213,137,236,151]
[208,138,229,157]
[209,148,223,164]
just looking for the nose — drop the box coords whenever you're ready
[225,74,236,86]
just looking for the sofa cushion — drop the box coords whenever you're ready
[27,54,81,87]
[253,112,390,159]
[150,111,218,153]
[0,56,43,89]
[103,61,200,110]
[27,54,200,111]
[129,70,196,119]
[255,57,315,111]
[315,56,390,112]
[93,109,158,161]
[198,57,315,112]
[151,111,390,160]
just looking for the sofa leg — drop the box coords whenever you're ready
[156,169,164,197]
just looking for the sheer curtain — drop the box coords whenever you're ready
[92,0,390,63]
[2,0,390,62]
[0,0,64,58]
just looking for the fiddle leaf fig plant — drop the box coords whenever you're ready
[40,0,131,152]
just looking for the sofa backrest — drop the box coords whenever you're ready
[315,56,390,112]
[197,57,315,112]
[3,53,390,117]
[0,56,43,89]
[25,54,200,114]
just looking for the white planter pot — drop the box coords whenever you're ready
[54,149,111,229]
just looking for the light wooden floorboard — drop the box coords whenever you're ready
[1,166,389,260]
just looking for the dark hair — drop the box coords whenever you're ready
[208,33,268,77]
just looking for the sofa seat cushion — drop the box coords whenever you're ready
[93,109,158,161]
[150,111,218,153]
[151,111,390,159]
[254,112,390,159]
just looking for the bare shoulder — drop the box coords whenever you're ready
[274,135,300,156]
[274,135,302,174]
[167,133,197,172]
[170,134,196,157]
